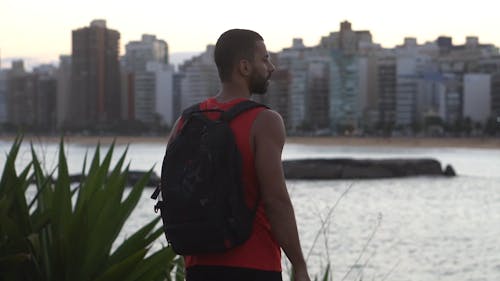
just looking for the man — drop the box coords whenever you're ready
[172,29,310,281]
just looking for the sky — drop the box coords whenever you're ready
[1,0,499,68]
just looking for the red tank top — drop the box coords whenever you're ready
[183,97,282,271]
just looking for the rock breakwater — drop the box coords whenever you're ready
[283,158,456,179]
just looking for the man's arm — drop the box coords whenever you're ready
[252,109,310,281]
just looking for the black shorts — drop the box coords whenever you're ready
[186,265,283,281]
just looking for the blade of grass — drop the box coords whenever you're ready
[306,182,354,262]
[341,213,382,281]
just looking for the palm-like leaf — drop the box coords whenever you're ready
[0,137,179,281]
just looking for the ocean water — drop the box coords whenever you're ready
[1,140,500,281]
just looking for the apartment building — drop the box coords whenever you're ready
[463,73,491,124]
[69,19,121,130]
[33,65,57,131]
[491,73,500,123]
[4,61,57,131]
[56,55,71,129]
[123,34,174,126]
[178,45,219,110]
[377,54,397,132]
[306,58,330,131]
[320,21,373,55]
[6,61,36,128]
[394,38,438,130]
[329,51,360,133]
[0,69,7,124]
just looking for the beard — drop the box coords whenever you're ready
[249,71,270,95]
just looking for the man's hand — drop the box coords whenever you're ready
[293,264,311,281]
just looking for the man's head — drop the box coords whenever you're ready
[214,29,275,94]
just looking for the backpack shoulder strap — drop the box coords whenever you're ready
[182,102,226,121]
[220,100,268,122]
[181,103,202,120]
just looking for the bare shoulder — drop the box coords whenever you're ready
[254,109,285,130]
[252,109,286,145]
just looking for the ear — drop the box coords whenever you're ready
[238,59,252,77]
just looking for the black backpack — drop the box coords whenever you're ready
[151,100,267,255]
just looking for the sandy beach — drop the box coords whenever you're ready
[1,135,500,149]
[286,136,500,149]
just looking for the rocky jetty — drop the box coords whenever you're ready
[283,158,456,180]
[62,159,456,185]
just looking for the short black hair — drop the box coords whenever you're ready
[214,29,263,82]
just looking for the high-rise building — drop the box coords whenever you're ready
[278,39,309,133]
[56,55,71,129]
[377,54,397,133]
[178,45,219,110]
[276,38,336,134]
[0,69,7,124]
[69,19,121,130]
[124,34,169,71]
[123,34,173,126]
[393,39,438,131]
[437,36,453,55]
[463,73,491,124]
[318,21,380,134]
[394,56,423,129]
[33,65,57,131]
[442,73,463,126]
[287,58,308,132]
[306,59,330,131]
[436,36,498,127]
[6,60,36,128]
[320,21,375,55]
[172,72,185,120]
[477,56,500,74]
[147,61,175,126]
[358,55,379,132]
[420,71,447,121]
[5,61,57,131]
[491,73,500,124]
[329,51,360,133]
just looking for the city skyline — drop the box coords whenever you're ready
[1,18,499,136]
[1,0,498,69]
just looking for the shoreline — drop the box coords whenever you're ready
[1,135,500,149]
[286,136,500,149]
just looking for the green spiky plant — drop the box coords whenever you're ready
[0,137,184,281]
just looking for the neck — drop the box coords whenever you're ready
[216,82,251,102]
